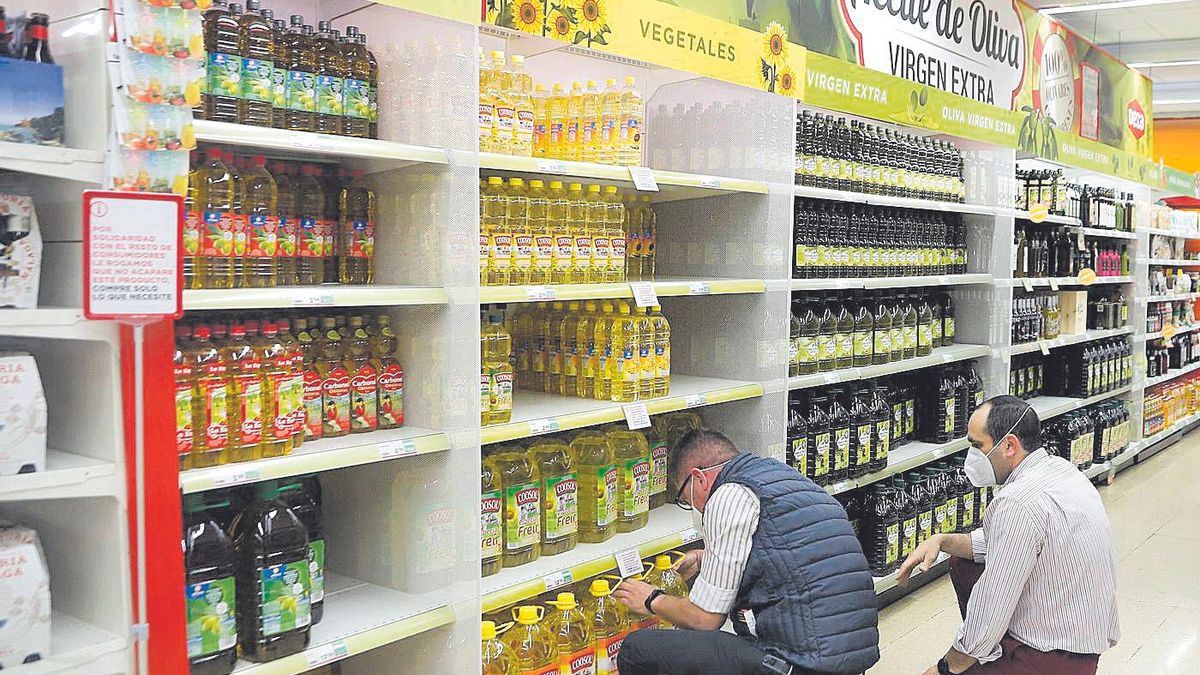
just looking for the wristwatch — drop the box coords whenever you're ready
[644,588,666,614]
[937,657,954,675]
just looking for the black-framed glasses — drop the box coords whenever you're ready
[673,460,731,511]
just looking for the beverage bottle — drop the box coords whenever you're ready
[565,81,584,160]
[527,180,553,285]
[482,620,517,675]
[17,11,49,62]
[487,177,513,286]
[573,434,617,543]
[508,178,533,285]
[828,391,851,483]
[558,302,582,397]
[527,304,549,393]
[224,323,265,463]
[917,297,934,357]
[292,318,322,442]
[602,186,627,282]
[370,314,404,429]
[480,176,501,284]
[509,605,557,675]
[642,553,689,628]
[293,165,325,284]
[866,484,899,576]
[639,196,656,279]
[618,77,644,166]
[598,79,620,165]
[585,580,629,675]
[257,322,294,457]
[491,51,515,154]
[481,452,504,578]
[195,148,236,289]
[176,325,197,470]
[548,181,574,284]
[586,185,611,282]
[280,15,316,131]
[484,312,514,425]
[887,295,904,363]
[580,80,601,162]
[545,303,565,394]
[634,307,655,401]
[339,26,371,138]
[575,302,599,399]
[229,494,311,661]
[795,299,819,376]
[568,183,593,283]
[338,168,376,284]
[203,0,240,122]
[495,447,541,566]
[907,472,932,545]
[532,84,549,157]
[511,55,535,156]
[314,317,350,437]
[890,476,918,560]
[851,292,874,368]
[319,166,343,284]
[546,593,595,674]
[868,384,891,473]
[265,478,325,625]
[851,389,873,478]
[274,319,304,449]
[548,84,568,159]
[834,296,854,370]
[478,49,497,152]
[610,301,639,402]
[239,155,278,287]
[225,154,248,287]
[236,0,274,127]
[593,301,616,401]
[817,300,837,373]
[340,316,377,433]
[789,305,802,378]
[185,161,202,288]
[191,326,230,468]
[650,306,670,398]
[645,423,670,508]
[359,31,378,139]
[532,439,579,556]
[271,162,298,285]
[900,294,918,360]
[313,21,345,135]
[183,493,238,675]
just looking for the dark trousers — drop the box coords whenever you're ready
[617,629,817,675]
[948,558,1100,675]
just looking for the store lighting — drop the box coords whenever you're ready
[1042,0,1194,15]
[1128,59,1200,69]
[1154,99,1200,105]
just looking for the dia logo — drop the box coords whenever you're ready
[1127,100,1146,140]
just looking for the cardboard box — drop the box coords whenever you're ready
[0,58,64,146]
[1060,291,1089,335]
[0,194,43,309]
[0,353,46,475]
[0,519,50,667]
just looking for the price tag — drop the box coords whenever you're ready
[537,159,567,174]
[629,281,659,308]
[293,294,336,307]
[680,527,702,544]
[628,167,660,192]
[1039,341,1051,356]
[1077,268,1097,286]
[378,438,418,459]
[614,548,645,578]
[1049,278,1060,291]
[823,372,842,384]
[212,468,261,487]
[526,285,557,301]
[1020,277,1034,292]
[1077,229,1086,252]
[684,393,708,408]
[937,275,951,284]
[624,403,651,430]
[1028,203,1049,223]
[543,569,574,592]
[529,418,560,435]
[688,281,712,295]
[831,481,851,494]
[698,178,722,189]
[942,352,957,363]
[305,641,350,668]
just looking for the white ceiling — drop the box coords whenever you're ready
[1026,0,1200,117]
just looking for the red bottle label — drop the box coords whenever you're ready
[200,211,234,257]
[277,215,297,259]
[184,210,201,256]
[345,220,374,259]
[175,380,194,455]
[319,220,337,256]
[298,217,323,258]
[350,364,378,430]
[231,214,249,256]
[303,369,323,439]
[322,367,351,434]
[271,371,293,440]
[378,363,404,426]
[245,214,279,258]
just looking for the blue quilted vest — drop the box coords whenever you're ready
[710,452,880,674]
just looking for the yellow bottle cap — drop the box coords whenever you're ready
[515,605,542,624]
[510,54,524,65]
[654,555,673,570]
[481,620,497,640]
[550,180,564,189]
[625,76,637,86]
[590,579,612,596]
[509,177,525,187]
[587,184,601,193]
[553,83,565,93]
[584,301,597,311]
[569,183,583,191]
[641,195,651,202]
[572,81,582,88]
[487,176,504,185]
[535,83,547,92]
[552,592,577,609]
[490,50,505,60]
[607,78,617,86]
[604,185,618,194]
[530,179,544,188]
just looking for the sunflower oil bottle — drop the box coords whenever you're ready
[185,164,201,289]
[511,55,534,156]
[576,301,599,399]
[237,0,275,127]
[650,306,670,397]
[491,51,515,154]
[608,429,650,532]
[618,77,644,166]
[598,79,620,165]
[175,325,197,470]
[191,325,230,468]
[481,176,505,284]
[560,302,582,397]
[271,162,298,284]
[372,314,404,429]
[585,580,629,675]
[548,83,568,158]
[532,438,579,556]
[225,323,265,463]
[565,81,584,160]
[294,164,325,284]
[580,80,600,162]
[610,301,639,402]
[318,166,342,284]
[479,49,496,152]
[642,553,689,628]
[281,15,316,132]
[573,434,617,543]
[646,424,669,508]
[339,168,375,284]
[482,620,517,675]
[509,606,557,675]
[196,148,236,289]
[568,184,591,282]
[531,303,552,393]
[480,318,492,425]
[258,322,294,458]
[549,181,574,284]
[340,25,371,138]
[484,312,514,425]
[315,317,350,438]
[547,593,595,675]
[239,155,278,287]
[546,303,567,394]
[343,316,378,433]
[508,178,533,285]
[488,177,514,286]
[586,185,611,282]
[496,447,541,567]
[481,451,504,577]
[294,318,323,442]
[532,84,549,157]
[275,318,304,449]
[621,194,640,280]
[528,180,553,285]
[636,307,655,401]
[593,301,616,401]
[602,186,626,282]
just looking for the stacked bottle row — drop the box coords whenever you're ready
[1148,269,1198,296]
[795,110,965,203]
[788,291,957,377]
[481,309,514,426]
[1146,331,1200,379]
[183,477,326,673]
[1045,339,1132,398]
[1013,170,1135,231]
[792,201,967,279]
[1142,374,1200,436]
[1012,223,1129,279]
[482,413,700,575]
[186,148,375,289]
[1009,354,1045,399]
[840,458,992,577]
[785,363,984,486]
[199,0,379,137]
[1146,299,1195,333]
[175,311,404,470]
[0,9,52,62]
[479,50,644,165]
[1087,290,1128,330]
[1043,400,1130,470]
[481,177,658,286]
[504,302,671,404]
[1011,291,1062,344]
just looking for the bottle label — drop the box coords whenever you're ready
[649,442,669,496]
[271,371,293,440]
[516,108,535,139]
[619,346,637,382]
[480,372,490,414]
[623,116,641,149]
[245,214,278,258]
[622,457,650,517]
[514,234,534,269]
[175,382,194,456]
[343,219,374,259]
[574,236,593,268]
[239,57,275,104]
[555,235,574,269]
[946,497,959,533]
[505,482,541,550]
[597,465,618,526]
[563,646,597,675]
[276,216,297,259]
[934,503,947,532]
[656,342,669,379]
[491,234,513,269]
[303,370,323,439]
[902,516,917,555]
[943,398,955,435]
[185,577,237,658]
[307,539,326,604]
[544,473,579,541]
[563,346,579,376]
[567,118,580,144]
[492,370,513,413]
[798,336,818,364]
[890,327,903,354]
[236,373,263,445]
[833,426,850,471]
[836,332,853,360]
[791,437,807,477]
[201,211,234,257]
[919,510,933,542]
[855,423,872,467]
[593,236,611,270]
[481,489,502,560]
[350,364,378,431]
[534,235,554,269]
[597,630,629,675]
[875,420,890,461]
[944,317,956,340]
[286,70,317,112]
[378,363,404,427]
[368,82,378,124]
[814,432,831,477]
[886,522,900,565]
[874,329,890,355]
[259,561,312,636]
[853,330,871,358]
[184,211,201,256]
[610,236,626,270]
[522,663,559,675]
[316,75,344,116]
[903,326,917,350]
[788,338,800,365]
[322,366,351,434]
[343,78,371,119]
[962,492,975,529]
[207,52,242,99]
[496,105,516,137]
[549,121,565,146]
[639,342,655,382]
[298,217,323,258]
[817,335,836,363]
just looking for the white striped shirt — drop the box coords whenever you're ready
[955,449,1120,662]
[689,483,761,615]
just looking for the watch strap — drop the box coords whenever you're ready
[937,657,953,675]
[644,588,666,614]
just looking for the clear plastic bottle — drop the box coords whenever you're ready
[561,301,582,397]
[237,0,275,127]
[280,15,316,131]
[585,580,629,675]
[481,454,504,578]
[593,301,616,401]
[507,177,533,285]
[371,314,404,429]
[576,301,599,399]
[196,148,236,289]
[481,620,517,675]
[546,593,594,675]
[610,301,639,402]
[239,155,278,287]
[312,21,345,135]
[532,83,549,158]
[587,185,610,282]
[225,323,265,463]
[491,51,515,154]
[487,177,513,286]
[483,312,513,425]
[202,0,241,123]
[533,439,579,555]
[293,164,325,284]
[527,179,553,285]
[338,168,375,284]
[266,479,325,624]
[636,307,655,401]
[339,25,372,138]
[603,186,626,282]
[511,55,534,156]
[191,325,230,468]
[565,81,583,161]
[650,306,670,397]
[258,322,294,458]
[598,78,620,165]
[568,183,592,283]
[548,181,573,284]
[573,434,617,543]
[642,553,689,628]
[315,317,350,438]
[509,606,556,675]
[608,429,650,532]
[183,493,238,675]
[271,162,297,285]
[548,83,568,159]
[580,80,601,163]
[618,77,644,166]
[496,448,541,567]
[639,195,656,279]
[478,48,496,152]
[342,316,378,433]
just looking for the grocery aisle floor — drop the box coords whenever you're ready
[870,434,1200,674]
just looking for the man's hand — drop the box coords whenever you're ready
[921,666,939,675]
[674,549,703,580]
[612,578,657,616]
[897,534,943,587]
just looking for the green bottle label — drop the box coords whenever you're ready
[622,457,651,517]
[814,432,830,477]
[240,58,275,103]
[186,577,236,658]
[597,465,618,527]
[259,561,311,637]
[317,75,344,115]
[481,489,502,559]
[902,516,917,556]
[875,420,890,461]
[343,77,371,119]
[886,522,900,564]
[853,330,871,358]
[505,482,540,550]
[272,65,286,108]
[544,473,579,541]
[834,426,850,471]
[287,70,318,112]
[650,443,669,496]
[308,539,325,604]
[207,52,242,98]
[799,336,818,364]
[855,424,872,467]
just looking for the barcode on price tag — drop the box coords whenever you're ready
[698,178,722,189]
[213,469,261,487]
[624,403,651,430]
[688,281,712,295]
[306,641,350,668]
[537,159,567,173]
[629,281,659,308]
[530,418,561,435]
[684,394,707,408]
[614,548,645,578]
[526,285,557,301]
[543,569,574,591]
[378,438,418,459]
[628,167,660,192]
[293,294,335,307]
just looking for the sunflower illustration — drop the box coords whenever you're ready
[576,0,607,35]
[548,6,573,39]
[762,22,788,67]
[777,66,798,97]
[511,0,544,35]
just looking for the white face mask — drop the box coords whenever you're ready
[965,405,1031,487]
[689,479,705,535]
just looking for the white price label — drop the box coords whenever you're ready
[378,438,418,459]
[1077,229,1086,252]
[688,281,712,295]
[680,527,703,544]
[293,293,335,307]
[614,548,645,579]
[698,178,722,189]
[306,641,350,668]
[526,285,557,301]
[937,276,951,284]
[1039,341,1051,356]
[624,403,651,430]
[628,167,660,192]
[823,372,842,384]
[942,352,956,363]
[529,418,561,435]
[684,394,708,408]
[537,159,567,173]
[629,281,659,308]
[831,481,852,494]
[1049,278,1060,291]
[543,569,574,591]
[1020,277,1034,292]
[212,469,261,487]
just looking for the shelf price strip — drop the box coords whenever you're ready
[306,640,350,668]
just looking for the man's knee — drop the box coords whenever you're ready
[616,629,658,670]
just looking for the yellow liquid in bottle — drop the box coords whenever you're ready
[509,606,556,675]
[195,149,236,289]
[609,301,638,403]
[576,302,598,399]
[607,429,650,532]
[565,81,583,161]
[527,180,553,285]
[593,302,615,401]
[636,307,655,401]
[485,176,512,286]
[546,594,594,675]
[560,302,581,397]
[224,324,265,463]
[567,184,591,283]
[573,435,616,543]
[496,449,541,567]
[547,84,567,159]
[580,80,600,163]
[586,185,610,283]
[548,181,573,284]
[239,156,278,288]
[483,313,513,425]
[490,51,514,155]
[532,83,549,158]
[651,306,671,397]
[603,186,627,282]
[533,441,578,556]
[598,79,620,165]
[507,178,532,285]
[545,302,566,395]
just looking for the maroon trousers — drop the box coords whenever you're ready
[948,558,1100,675]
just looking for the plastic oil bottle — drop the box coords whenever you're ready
[478,48,496,152]
[636,307,655,401]
[532,438,578,556]
[491,51,515,154]
[183,493,238,675]
[281,15,316,132]
[608,429,650,532]
[509,606,557,675]
[576,301,599,399]
[623,194,641,281]
[527,179,553,285]
[372,314,404,429]
[196,147,236,289]
[568,183,592,283]
[488,177,514,286]
[257,322,294,458]
[225,323,265,464]
[480,319,491,426]
[229,493,312,662]
[202,0,241,123]
[547,593,595,675]
[484,312,514,425]
[618,77,644,166]
[580,80,600,163]
[532,84,549,158]
[481,452,504,578]
[239,155,278,287]
[610,301,639,403]
[573,434,616,543]
[266,478,325,625]
[481,176,504,285]
[175,325,197,470]
[339,168,375,284]
[565,81,584,160]
[294,164,325,284]
[593,301,616,401]
[642,553,689,628]
[315,317,350,438]
[638,195,656,279]
[548,83,568,158]
[587,185,611,282]
[275,318,304,449]
[340,25,371,138]
[598,79,620,165]
[511,55,534,156]
[650,306,670,397]
[184,163,201,289]
[585,580,629,675]
[549,181,573,284]
[545,303,567,395]
[295,318,324,443]
[313,21,345,135]
[190,324,230,468]
[236,0,274,127]
[343,316,378,433]
[271,162,297,285]
[602,186,626,282]
[496,447,541,567]
[482,620,517,675]
[507,178,533,285]
[267,12,287,127]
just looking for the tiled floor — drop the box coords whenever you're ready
[870,434,1200,674]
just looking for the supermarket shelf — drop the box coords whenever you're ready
[0,450,117,502]
[232,573,452,675]
[0,308,119,342]
[1143,324,1200,341]
[793,185,994,215]
[1009,326,1134,356]
[1010,209,1080,225]
[481,375,763,445]
[1146,291,1200,303]
[1144,360,1200,389]
[1004,275,1133,288]
[183,285,449,310]
[14,611,129,675]
[481,508,698,613]
[480,278,766,304]
[180,427,450,494]
[193,120,449,170]
[1143,227,1200,240]
[1142,258,1200,267]
[1071,226,1137,241]
[1122,413,1200,468]
[0,141,106,183]
[788,344,991,391]
[480,153,768,200]
[1025,385,1132,421]
[825,437,969,496]
[789,274,993,291]
[873,552,950,595]
[1083,460,1112,480]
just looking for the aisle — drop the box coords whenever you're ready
[870,435,1200,674]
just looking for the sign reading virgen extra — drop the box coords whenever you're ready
[83,191,183,321]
